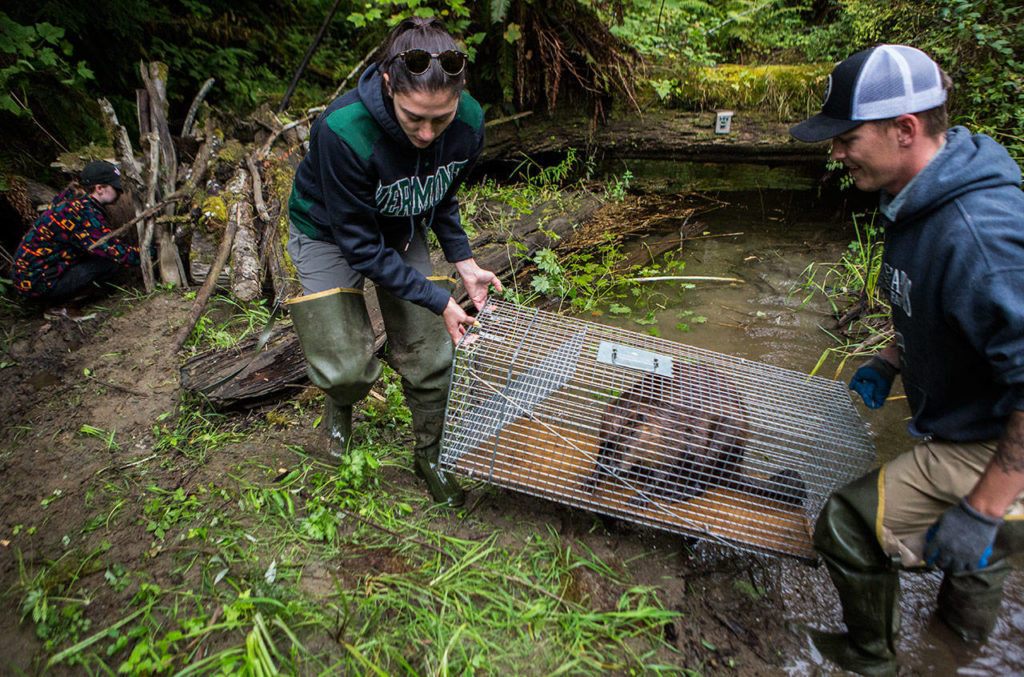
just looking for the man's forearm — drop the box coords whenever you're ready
[967,409,1024,519]
[876,343,900,369]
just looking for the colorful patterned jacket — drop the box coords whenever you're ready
[11,192,141,298]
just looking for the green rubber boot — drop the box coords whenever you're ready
[322,399,352,460]
[409,404,464,507]
[937,518,1024,641]
[286,288,381,460]
[811,469,899,677]
[377,276,463,506]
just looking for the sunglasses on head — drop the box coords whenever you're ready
[393,49,468,76]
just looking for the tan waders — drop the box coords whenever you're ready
[286,288,381,459]
[377,277,464,507]
[286,280,464,507]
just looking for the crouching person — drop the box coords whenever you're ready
[12,161,141,307]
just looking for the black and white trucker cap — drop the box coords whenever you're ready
[790,45,947,143]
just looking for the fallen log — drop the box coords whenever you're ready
[231,199,261,302]
[179,322,307,409]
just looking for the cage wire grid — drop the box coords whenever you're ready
[440,301,876,560]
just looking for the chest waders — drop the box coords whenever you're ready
[286,280,464,507]
[812,467,1024,675]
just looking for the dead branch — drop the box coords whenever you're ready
[180,120,219,195]
[255,112,317,162]
[172,199,241,353]
[139,61,177,197]
[485,111,534,128]
[137,131,160,292]
[88,195,187,250]
[246,155,271,223]
[182,77,216,138]
[277,0,344,114]
[328,46,378,102]
[97,98,143,189]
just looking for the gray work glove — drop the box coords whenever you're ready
[923,497,1002,572]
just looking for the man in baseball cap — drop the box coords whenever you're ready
[789,46,1024,675]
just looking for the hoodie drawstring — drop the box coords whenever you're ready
[405,137,442,252]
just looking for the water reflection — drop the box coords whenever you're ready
[577,191,1024,674]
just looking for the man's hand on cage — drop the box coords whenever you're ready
[849,355,898,409]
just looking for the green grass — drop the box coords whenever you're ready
[10,392,684,675]
[185,295,273,353]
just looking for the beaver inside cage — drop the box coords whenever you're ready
[582,361,808,509]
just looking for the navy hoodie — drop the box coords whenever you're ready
[289,64,484,314]
[880,126,1024,440]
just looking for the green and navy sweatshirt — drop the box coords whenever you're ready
[289,64,484,314]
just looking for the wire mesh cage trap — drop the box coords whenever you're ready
[439,301,877,561]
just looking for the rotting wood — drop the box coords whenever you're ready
[179,322,307,408]
[230,199,261,302]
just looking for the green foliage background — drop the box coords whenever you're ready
[598,0,1023,163]
[1,0,1022,182]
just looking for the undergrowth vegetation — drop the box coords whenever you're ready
[10,391,682,674]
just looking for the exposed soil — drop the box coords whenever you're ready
[0,289,813,675]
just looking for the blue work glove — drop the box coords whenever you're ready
[849,355,898,409]
[923,497,1002,572]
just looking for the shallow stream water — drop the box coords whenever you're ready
[582,174,1024,674]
